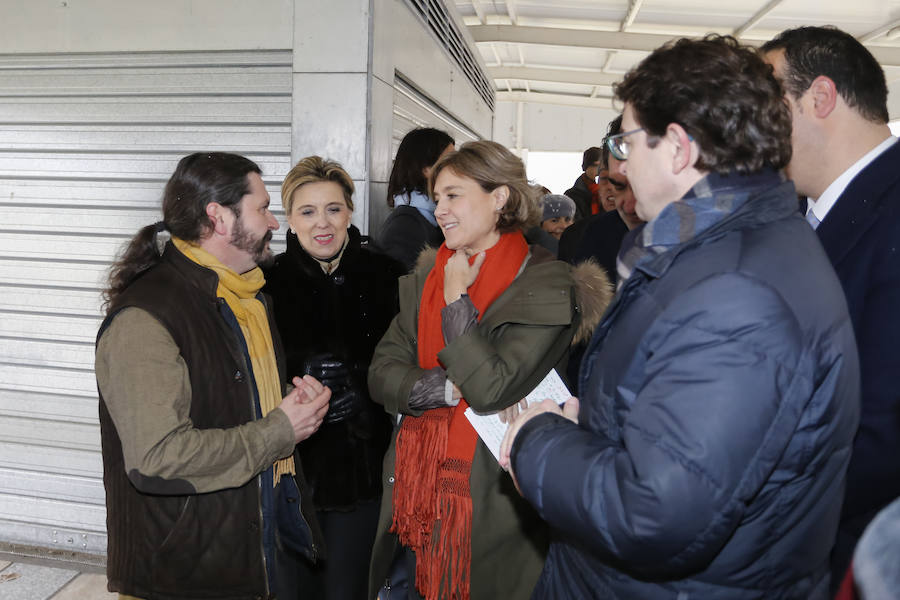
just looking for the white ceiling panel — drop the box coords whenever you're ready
[456,0,900,115]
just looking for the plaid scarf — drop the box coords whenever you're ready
[616,170,787,289]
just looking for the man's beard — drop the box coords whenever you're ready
[231,217,274,268]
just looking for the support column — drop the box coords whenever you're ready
[292,0,373,232]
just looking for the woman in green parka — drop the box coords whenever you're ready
[367,140,611,600]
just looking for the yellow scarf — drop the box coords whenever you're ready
[172,237,294,486]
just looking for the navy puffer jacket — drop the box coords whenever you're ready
[512,172,860,599]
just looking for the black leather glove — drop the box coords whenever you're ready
[301,354,366,425]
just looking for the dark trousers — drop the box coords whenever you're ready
[288,498,381,600]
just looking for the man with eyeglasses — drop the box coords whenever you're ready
[559,115,644,274]
[500,35,859,599]
[558,115,646,386]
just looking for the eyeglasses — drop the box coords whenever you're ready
[604,127,644,161]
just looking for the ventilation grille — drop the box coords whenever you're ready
[405,0,495,110]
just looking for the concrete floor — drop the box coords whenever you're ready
[0,558,115,600]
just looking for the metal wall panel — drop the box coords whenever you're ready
[391,75,480,154]
[0,49,293,557]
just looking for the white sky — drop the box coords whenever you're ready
[526,151,582,195]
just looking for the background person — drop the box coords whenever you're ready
[264,156,405,600]
[378,127,455,270]
[596,167,617,212]
[564,146,602,220]
[368,140,609,599]
[558,116,646,386]
[840,496,900,599]
[502,36,859,599]
[558,115,643,271]
[559,115,644,277]
[539,193,576,240]
[525,193,576,256]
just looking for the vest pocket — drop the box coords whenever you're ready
[156,496,192,553]
[151,496,198,586]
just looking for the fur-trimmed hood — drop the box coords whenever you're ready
[570,259,612,345]
[413,245,612,346]
[414,245,439,274]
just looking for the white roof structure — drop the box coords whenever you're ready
[454,0,900,116]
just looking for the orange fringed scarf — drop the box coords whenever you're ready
[391,231,529,600]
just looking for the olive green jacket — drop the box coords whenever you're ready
[367,247,585,599]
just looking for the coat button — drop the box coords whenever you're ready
[388,475,395,484]
[334,274,345,285]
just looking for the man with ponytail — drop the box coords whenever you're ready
[95,152,331,599]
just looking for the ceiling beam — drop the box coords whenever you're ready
[622,0,644,31]
[490,66,622,86]
[470,24,900,67]
[733,0,783,38]
[602,51,617,71]
[506,0,518,26]
[490,43,502,65]
[859,17,900,43]
[866,45,900,68]
[497,91,615,109]
[470,0,485,25]
[470,24,686,52]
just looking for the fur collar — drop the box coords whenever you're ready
[414,245,439,273]
[570,259,612,345]
[413,246,612,346]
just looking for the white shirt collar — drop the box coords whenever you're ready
[807,136,897,220]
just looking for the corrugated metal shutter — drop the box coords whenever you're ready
[0,49,293,558]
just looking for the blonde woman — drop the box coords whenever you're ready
[264,156,405,600]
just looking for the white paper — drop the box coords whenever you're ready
[464,368,572,462]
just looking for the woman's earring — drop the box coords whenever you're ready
[289,227,295,234]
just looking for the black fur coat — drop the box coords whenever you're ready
[264,225,404,510]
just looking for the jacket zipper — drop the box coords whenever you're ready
[258,295,318,563]
[297,477,318,561]
[218,297,270,596]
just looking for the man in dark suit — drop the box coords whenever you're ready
[559,115,644,276]
[763,26,900,585]
[559,115,646,387]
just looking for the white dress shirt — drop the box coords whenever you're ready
[806,135,898,221]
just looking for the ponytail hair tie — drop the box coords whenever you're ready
[154,221,168,233]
